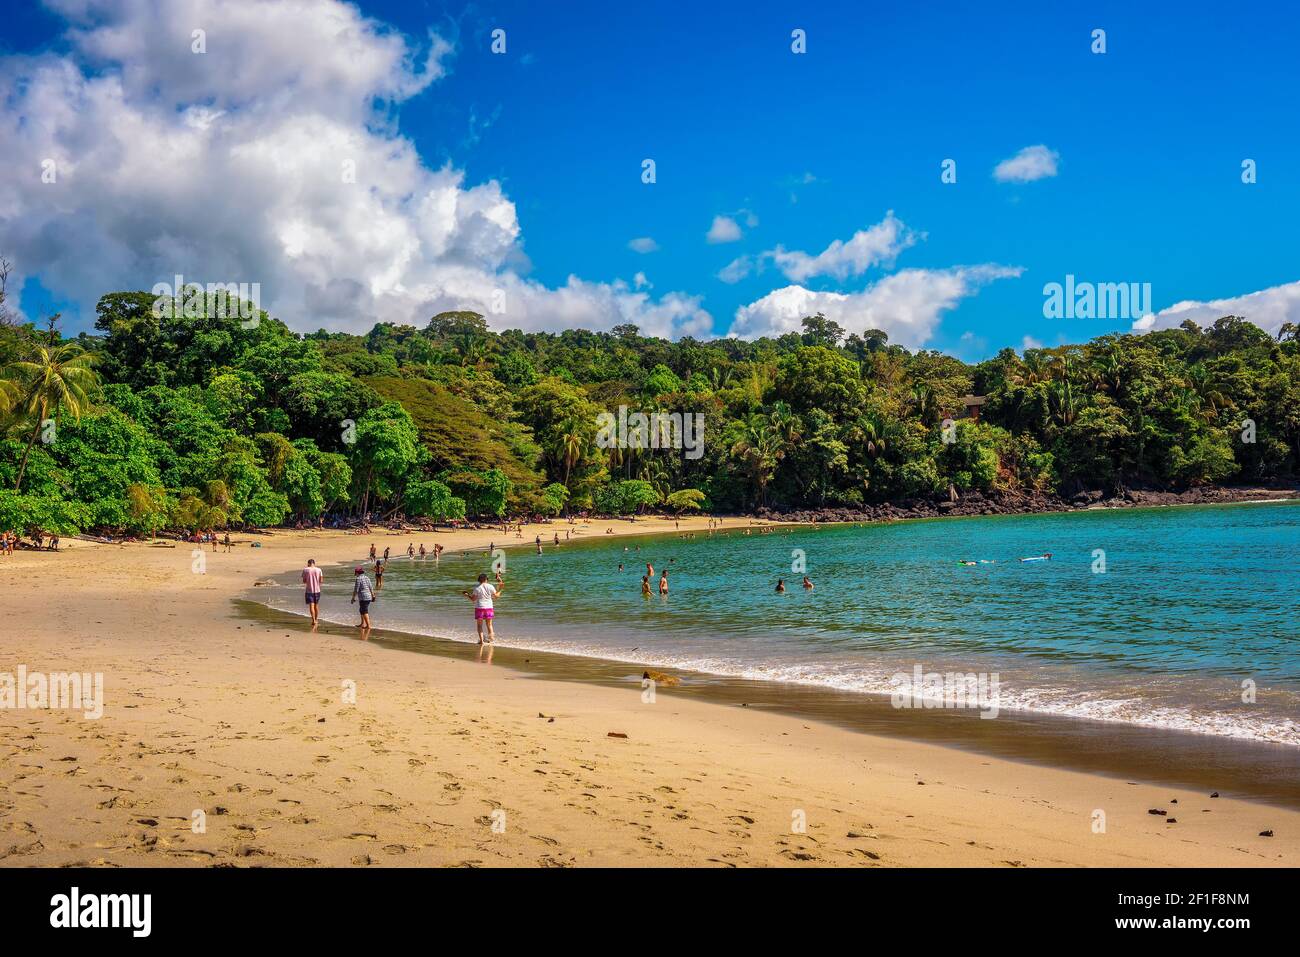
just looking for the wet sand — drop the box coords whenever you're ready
[1,518,1296,867]
[240,599,1300,810]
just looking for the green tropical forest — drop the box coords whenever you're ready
[2,270,1298,537]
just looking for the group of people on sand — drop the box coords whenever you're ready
[0,530,59,553]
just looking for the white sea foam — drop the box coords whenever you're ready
[254,597,1300,747]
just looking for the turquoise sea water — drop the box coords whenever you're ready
[260,501,1300,746]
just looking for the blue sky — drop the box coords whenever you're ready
[3,0,1298,356]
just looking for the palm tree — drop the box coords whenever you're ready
[6,342,99,492]
[559,421,585,489]
[1184,364,1228,424]
[1046,376,1078,429]
[767,401,801,449]
[910,383,939,424]
[860,414,888,458]
[730,416,781,507]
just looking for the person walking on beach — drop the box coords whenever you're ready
[463,573,502,644]
[302,558,323,626]
[351,566,374,632]
[369,543,376,560]
[383,546,390,562]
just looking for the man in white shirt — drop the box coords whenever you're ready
[463,572,502,644]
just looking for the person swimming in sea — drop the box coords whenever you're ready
[1019,553,1053,562]
[775,578,786,593]
[802,576,814,590]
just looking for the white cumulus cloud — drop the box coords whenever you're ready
[730,265,1023,347]
[706,215,743,244]
[1131,280,1300,337]
[0,0,710,339]
[993,145,1060,183]
[765,212,919,282]
[717,255,754,284]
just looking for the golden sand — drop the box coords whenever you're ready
[1,517,1294,867]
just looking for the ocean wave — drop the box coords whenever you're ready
[252,596,1300,748]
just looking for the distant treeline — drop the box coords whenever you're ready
[1,280,1297,535]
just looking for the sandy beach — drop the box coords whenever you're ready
[1,516,1295,868]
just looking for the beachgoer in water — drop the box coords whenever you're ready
[659,570,669,595]
[641,575,652,597]
[374,559,385,591]
[463,572,502,644]
[302,558,323,626]
[775,579,786,593]
[802,576,814,590]
[351,566,374,631]
[369,543,376,560]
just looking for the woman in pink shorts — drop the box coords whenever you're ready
[462,573,503,644]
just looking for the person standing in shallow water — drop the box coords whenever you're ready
[351,566,374,633]
[302,558,323,627]
[463,573,502,644]
[659,569,669,595]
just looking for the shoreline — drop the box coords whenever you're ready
[2,514,1297,867]
[242,497,1300,761]
[240,584,1300,812]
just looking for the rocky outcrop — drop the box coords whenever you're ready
[752,485,1298,526]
